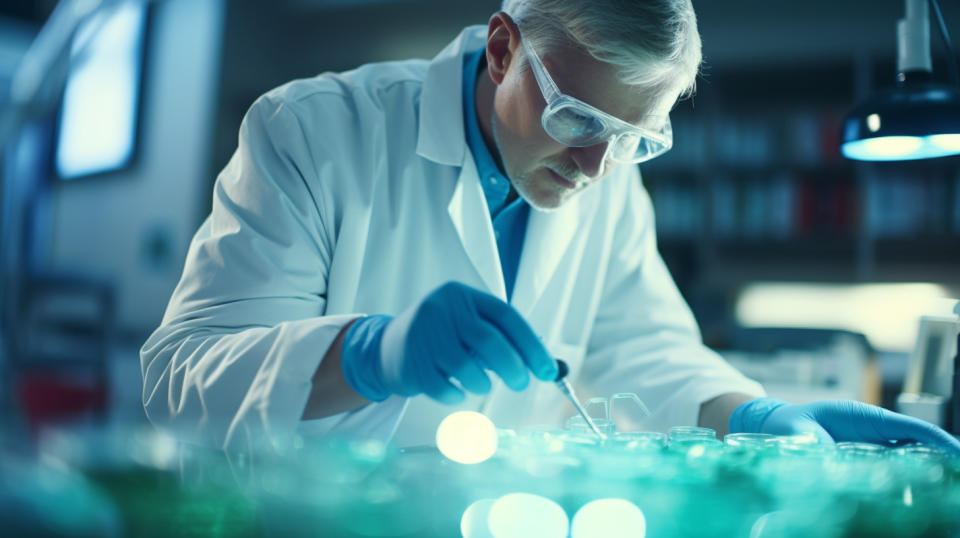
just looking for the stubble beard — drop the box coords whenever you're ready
[490,110,568,213]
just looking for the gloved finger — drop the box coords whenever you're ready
[470,291,556,381]
[425,380,466,405]
[420,363,466,405]
[447,298,530,391]
[871,409,960,456]
[777,416,835,446]
[448,359,492,395]
[464,319,529,391]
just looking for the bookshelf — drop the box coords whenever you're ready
[640,61,960,295]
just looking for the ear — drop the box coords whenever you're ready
[485,11,522,86]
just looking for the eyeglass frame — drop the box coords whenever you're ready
[519,35,674,164]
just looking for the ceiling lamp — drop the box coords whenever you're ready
[841,0,960,161]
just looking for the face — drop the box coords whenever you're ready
[491,41,679,211]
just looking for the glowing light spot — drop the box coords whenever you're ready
[488,493,568,538]
[436,411,497,464]
[842,136,925,160]
[461,499,496,538]
[736,282,949,351]
[928,133,960,151]
[571,498,646,538]
[862,136,922,157]
[866,113,881,132]
[523,455,579,478]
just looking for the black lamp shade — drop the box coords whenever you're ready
[842,81,960,161]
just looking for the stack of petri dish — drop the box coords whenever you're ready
[667,426,716,443]
[610,432,668,452]
[666,426,720,455]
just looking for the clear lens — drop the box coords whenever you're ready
[543,104,606,144]
[611,133,641,160]
[542,102,673,164]
[612,127,673,164]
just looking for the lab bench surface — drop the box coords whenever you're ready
[2,426,959,537]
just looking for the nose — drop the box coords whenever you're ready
[569,141,612,180]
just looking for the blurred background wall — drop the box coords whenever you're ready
[1,0,958,431]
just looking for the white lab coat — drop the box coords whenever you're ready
[140,26,764,452]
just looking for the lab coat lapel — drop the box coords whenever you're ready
[414,26,507,299]
[416,26,485,167]
[447,161,507,300]
[511,191,596,316]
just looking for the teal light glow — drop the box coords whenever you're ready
[487,493,568,538]
[436,411,497,464]
[460,499,496,538]
[842,134,960,161]
[571,498,646,538]
[928,133,960,151]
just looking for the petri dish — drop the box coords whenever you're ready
[723,433,779,460]
[778,441,836,459]
[835,442,888,460]
[668,437,723,455]
[611,432,667,452]
[668,426,716,442]
[566,416,617,437]
[724,432,777,448]
[585,397,610,421]
[890,444,946,462]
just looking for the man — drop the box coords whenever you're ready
[141,0,960,454]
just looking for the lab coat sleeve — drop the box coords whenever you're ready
[579,170,765,431]
[140,94,390,451]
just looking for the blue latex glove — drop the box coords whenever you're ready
[340,281,558,404]
[730,397,960,456]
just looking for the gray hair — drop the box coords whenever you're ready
[501,0,702,98]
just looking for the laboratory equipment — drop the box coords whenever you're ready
[554,359,606,440]
[897,297,959,429]
[609,392,652,432]
[668,437,723,454]
[566,416,617,437]
[1,420,958,537]
[841,0,960,161]
[613,432,667,446]
[954,329,960,434]
[835,442,889,460]
[668,425,716,442]
[584,397,609,422]
[723,432,778,453]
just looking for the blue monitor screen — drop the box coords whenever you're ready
[55,2,148,180]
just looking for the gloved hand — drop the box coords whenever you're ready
[730,397,960,456]
[340,281,558,405]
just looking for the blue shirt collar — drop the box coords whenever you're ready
[463,47,513,216]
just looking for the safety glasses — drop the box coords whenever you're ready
[521,37,673,164]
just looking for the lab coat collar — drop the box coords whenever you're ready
[423,25,507,298]
[416,25,487,166]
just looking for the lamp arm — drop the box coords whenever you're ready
[929,0,960,86]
